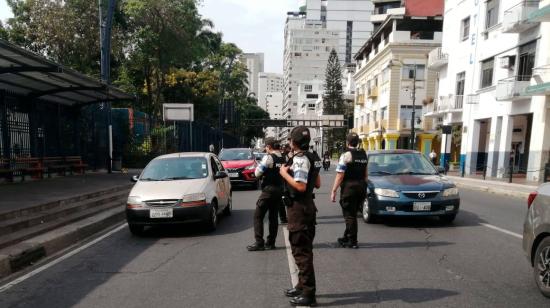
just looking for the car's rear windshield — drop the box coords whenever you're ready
[368,153,437,176]
[219,149,253,161]
[140,157,208,181]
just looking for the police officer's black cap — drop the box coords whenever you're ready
[346,132,360,147]
[264,137,280,149]
[290,126,311,147]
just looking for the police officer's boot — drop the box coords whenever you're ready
[290,295,317,306]
[284,287,302,297]
[246,242,265,251]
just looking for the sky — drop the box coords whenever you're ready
[0,0,298,74]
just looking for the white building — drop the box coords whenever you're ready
[240,53,264,96]
[257,73,283,111]
[265,92,284,138]
[428,0,550,182]
[282,12,339,138]
[303,0,374,64]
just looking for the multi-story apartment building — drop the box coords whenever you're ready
[282,12,339,138]
[240,53,264,96]
[257,73,283,111]
[428,0,550,182]
[302,0,374,64]
[352,1,444,157]
[265,92,284,138]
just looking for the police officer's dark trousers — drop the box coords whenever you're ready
[340,181,366,244]
[254,186,281,245]
[288,198,316,297]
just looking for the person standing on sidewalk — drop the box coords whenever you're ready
[247,137,285,251]
[330,132,368,249]
[430,149,437,165]
[280,126,321,307]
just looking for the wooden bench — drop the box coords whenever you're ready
[42,157,70,177]
[15,157,45,181]
[0,158,16,182]
[65,156,88,175]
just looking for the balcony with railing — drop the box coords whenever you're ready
[528,2,550,22]
[428,47,448,69]
[524,65,550,95]
[356,94,365,105]
[496,76,532,101]
[368,86,379,98]
[502,1,540,33]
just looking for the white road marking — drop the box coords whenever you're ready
[480,223,522,239]
[0,223,127,293]
[283,226,309,308]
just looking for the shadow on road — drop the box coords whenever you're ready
[375,209,488,229]
[313,241,453,249]
[137,208,255,238]
[317,288,460,306]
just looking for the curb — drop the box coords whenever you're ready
[453,182,531,199]
[0,206,125,279]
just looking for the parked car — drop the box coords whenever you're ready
[523,183,550,298]
[125,152,232,235]
[362,150,460,224]
[219,148,259,189]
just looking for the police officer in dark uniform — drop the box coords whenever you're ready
[280,126,321,306]
[247,137,285,251]
[330,132,368,249]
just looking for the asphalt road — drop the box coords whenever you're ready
[0,169,548,307]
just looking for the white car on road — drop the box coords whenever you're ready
[126,152,232,235]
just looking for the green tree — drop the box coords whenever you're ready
[323,49,344,115]
[323,49,346,151]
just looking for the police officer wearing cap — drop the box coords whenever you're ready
[280,126,321,307]
[247,137,285,251]
[330,132,368,249]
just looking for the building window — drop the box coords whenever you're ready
[346,21,353,63]
[381,107,387,120]
[306,94,319,99]
[456,72,466,96]
[304,85,313,92]
[402,65,426,80]
[485,0,500,29]
[480,58,495,88]
[461,17,470,41]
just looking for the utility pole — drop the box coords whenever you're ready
[99,0,116,173]
[218,58,235,150]
[410,65,417,150]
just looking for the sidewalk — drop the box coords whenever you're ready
[445,174,538,199]
[0,171,135,215]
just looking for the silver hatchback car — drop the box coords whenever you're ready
[523,183,550,298]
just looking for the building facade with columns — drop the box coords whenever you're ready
[428,0,550,182]
[352,11,443,158]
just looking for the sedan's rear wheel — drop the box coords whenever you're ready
[362,199,378,224]
[205,202,218,231]
[128,224,144,236]
[534,237,550,298]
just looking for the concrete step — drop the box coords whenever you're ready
[0,198,126,250]
[0,190,129,235]
[0,184,131,222]
[0,206,126,278]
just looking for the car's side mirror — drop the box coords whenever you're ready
[437,166,446,174]
[256,156,261,161]
[131,175,139,183]
[214,171,228,179]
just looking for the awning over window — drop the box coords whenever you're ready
[0,39,133,106]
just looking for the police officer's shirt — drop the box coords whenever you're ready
[255,151,283,178]
[336,151,354,173]
[291,152,310,183]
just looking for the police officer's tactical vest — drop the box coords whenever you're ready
[343,149,368,182]
[287,152,321,200]
[261,153,285,189]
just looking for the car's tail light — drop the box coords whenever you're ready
[527,192,538,209]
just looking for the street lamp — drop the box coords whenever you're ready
[387,59,420,150]
[218,58,235,150]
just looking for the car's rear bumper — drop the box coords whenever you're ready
[126,205,212,225]
[369,197,460,216]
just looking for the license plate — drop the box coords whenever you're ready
[413,202,431,211]
[149,208,173,218]
[229,172,239,178]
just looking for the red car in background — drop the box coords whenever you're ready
[218,148,259,189]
